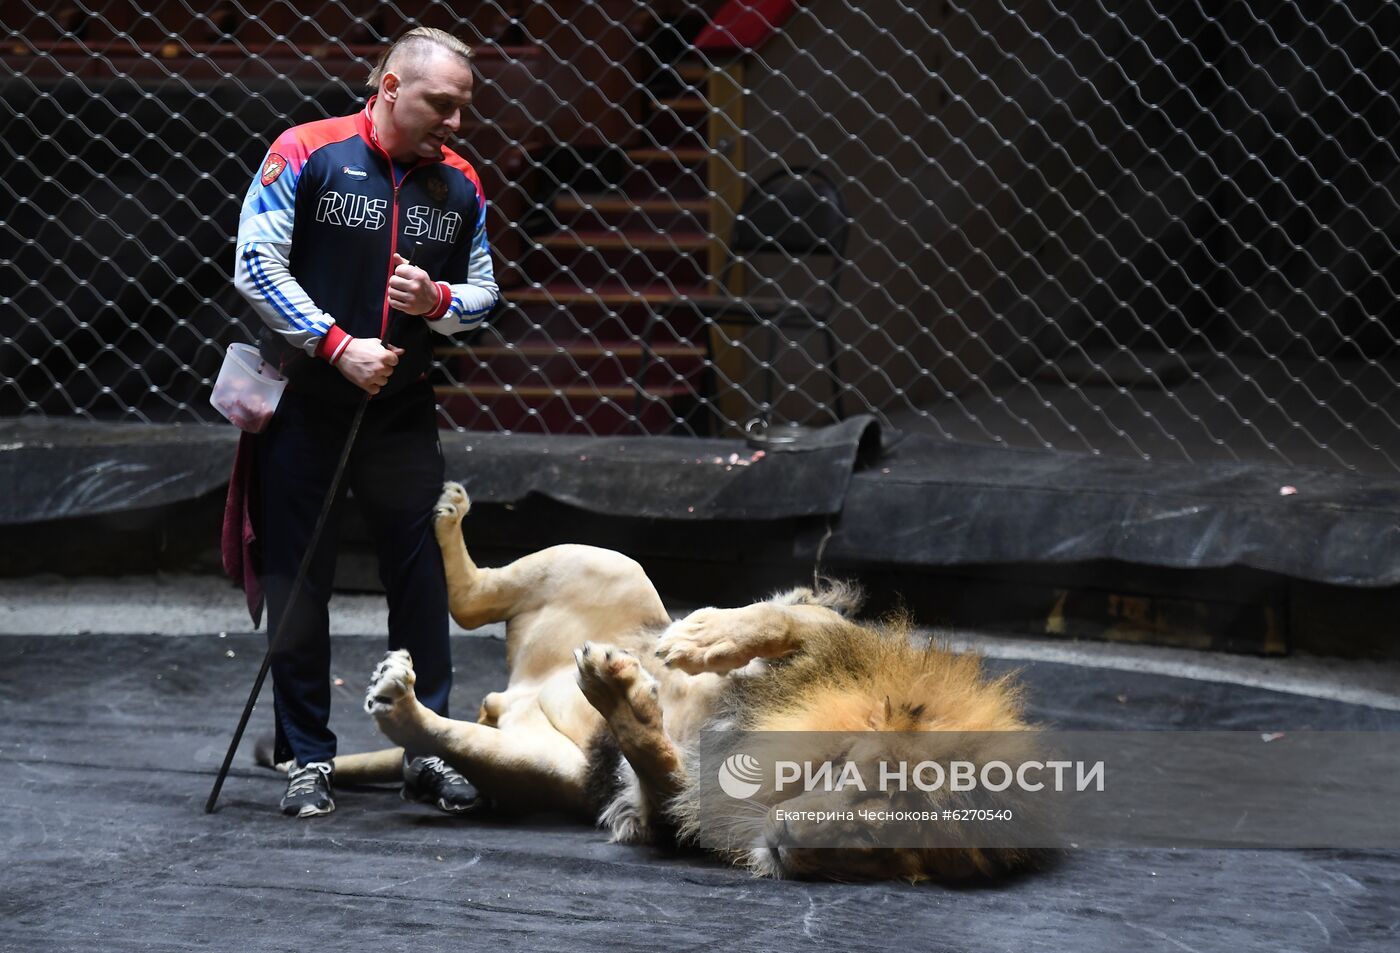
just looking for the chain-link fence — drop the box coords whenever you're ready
[3,1,1398,474]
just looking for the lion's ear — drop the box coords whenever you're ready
[867,695,894,729]
[868,697,930,730]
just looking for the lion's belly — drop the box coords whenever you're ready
[492,669,601,751]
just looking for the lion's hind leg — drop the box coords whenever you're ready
[365,650,591,816]
[431,482,500,631]
[574,642,684,834]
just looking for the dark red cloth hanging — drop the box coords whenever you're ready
[220,431,264,627]
[695,0,800,53]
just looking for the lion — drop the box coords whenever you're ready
[333,482,1045,882]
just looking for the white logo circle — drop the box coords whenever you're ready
[717,753,763,799]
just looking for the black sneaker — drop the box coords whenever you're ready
[280,761,334,818]
[402,756,481,814]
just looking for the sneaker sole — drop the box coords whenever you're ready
[400,786,480,815]
[284,800,335,818]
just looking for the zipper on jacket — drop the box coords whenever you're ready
[382,179,401,340]
[364,104,439,342]
[372,145,418,340]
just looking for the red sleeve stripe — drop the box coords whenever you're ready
[316,324,353,364]
[428,282,452,320]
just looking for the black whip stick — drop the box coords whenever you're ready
[206,242,420,813]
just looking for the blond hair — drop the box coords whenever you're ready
[367,27,473,90]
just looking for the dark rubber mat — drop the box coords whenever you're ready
[2,633,1397,952]
[10,415,1400,586]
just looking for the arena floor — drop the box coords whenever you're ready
[2,576,1398,952]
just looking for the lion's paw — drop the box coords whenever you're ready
[574,642,660,725]
[433,481,471,524]
[654,607,755,674]
[365,649,416,715]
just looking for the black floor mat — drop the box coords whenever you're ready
[2,633,1397,952]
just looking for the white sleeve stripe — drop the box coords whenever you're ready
[236,209,296,246]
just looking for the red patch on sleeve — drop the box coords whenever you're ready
[260,153,288,187]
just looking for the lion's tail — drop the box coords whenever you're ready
[332,748,406,783]
[253,735,405,784]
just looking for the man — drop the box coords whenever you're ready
[232,27,499,817]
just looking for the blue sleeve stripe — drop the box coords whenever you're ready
[456,296,493,318]
[244,247,324,335]
[450,295,491,322]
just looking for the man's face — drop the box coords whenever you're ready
[383,51,474,160]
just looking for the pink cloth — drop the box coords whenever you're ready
[221,431,264,627]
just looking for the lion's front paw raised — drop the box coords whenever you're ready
[653,607,755,675]
[433,481,471,523]
[365,649,416,715]
[574,642,660,725]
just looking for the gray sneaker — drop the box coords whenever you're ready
[402,756,481,814]
[280,762,334,818]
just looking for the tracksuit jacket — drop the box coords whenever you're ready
[233,97,499,402]
[229,100,496,764]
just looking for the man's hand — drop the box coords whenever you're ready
[336,338,404,395]
[387,253,440,315]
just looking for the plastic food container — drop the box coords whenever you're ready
[210,343,287,433]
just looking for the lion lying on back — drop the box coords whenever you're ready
[339,482,1041,882]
